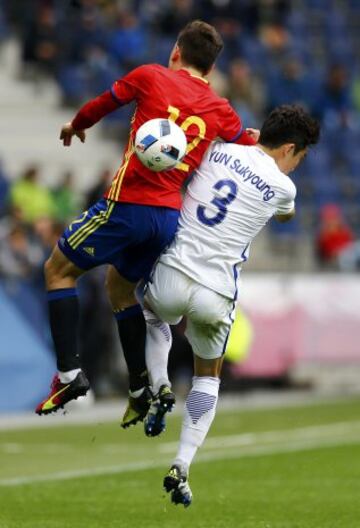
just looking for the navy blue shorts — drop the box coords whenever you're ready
[58,199,180,282]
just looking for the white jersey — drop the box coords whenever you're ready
[159,143,296,299]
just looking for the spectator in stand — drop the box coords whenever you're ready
[258,23,292,73]
[85,167,113,209]
[266,55,316,112]
[316,64,355,129]
[227,58,265,126]
[108,9,147,70]
[316,204,354,268]
[156,0,198,37]
[52,170,81,223]
[33,217,65,260]
[10,165,56,224]
[21,3,59,75]
[0,160,10,217]
[0,221,43,282]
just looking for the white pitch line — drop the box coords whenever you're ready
[1,424,360,487]
[1,392,359,431]
[159,420,360,452]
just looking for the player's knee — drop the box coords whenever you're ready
[44,247,82,288]
[106,281,136,310]
[44,254,59,283]
[194,357,222,377]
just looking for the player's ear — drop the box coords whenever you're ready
[283,143,296,157]
[169,44,181,66]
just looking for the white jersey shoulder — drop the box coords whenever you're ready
[160,143,297,299]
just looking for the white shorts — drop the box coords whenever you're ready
[145,262,235,360]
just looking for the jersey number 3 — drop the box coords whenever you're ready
[197,179,238,227]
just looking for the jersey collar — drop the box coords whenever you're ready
[254,146,277,167]
[179,68,209,84]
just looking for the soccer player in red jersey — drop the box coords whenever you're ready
[35,20,259,422]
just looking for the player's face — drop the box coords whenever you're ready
[282,146,307,174]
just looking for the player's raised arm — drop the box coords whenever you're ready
[59,90,120,147]
[59,122,86,147]
[60,65,150,147]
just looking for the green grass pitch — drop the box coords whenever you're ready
[1,397,360,528]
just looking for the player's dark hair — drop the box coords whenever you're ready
[259,105,320,154]
[177,20,224,75]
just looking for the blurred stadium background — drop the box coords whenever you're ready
[1,0,360,410]
[1,1,360,526]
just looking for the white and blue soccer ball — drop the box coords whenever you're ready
[135,118,187,172]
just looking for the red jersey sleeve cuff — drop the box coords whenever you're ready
[71,90,121,130]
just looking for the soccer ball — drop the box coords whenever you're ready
[135,118,187,171]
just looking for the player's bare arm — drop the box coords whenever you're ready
[275,209,296,222]
[59,90,121,147]
[60,122,86,147]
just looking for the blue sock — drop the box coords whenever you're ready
[47,288,80,372]
[114,304,148,392]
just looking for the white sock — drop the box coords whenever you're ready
[173,376,220,473]
[58,368,81,384]
[143,308,172,395]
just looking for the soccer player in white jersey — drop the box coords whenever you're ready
[143,105,320,507]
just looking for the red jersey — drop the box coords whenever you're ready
[72,64,255,210]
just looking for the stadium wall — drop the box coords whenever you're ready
[234,274,360,379]
[0,283,55,412]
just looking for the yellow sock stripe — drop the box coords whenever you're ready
[67,199,114,246]
[68,201,115,249]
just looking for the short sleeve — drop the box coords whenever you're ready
[275,182,296,215]
[218,102,243,142]
[111,65,152,105]
[276,199,295,215]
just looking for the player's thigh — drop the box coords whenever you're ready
[113,207,179,284]
[186,319,231,361]
[145,262,189,324]
[45,244,85,287]
[185,287,233,361]
[58,198,121,272]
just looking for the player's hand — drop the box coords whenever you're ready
[246,128,260,143]
[60,122,86,147]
